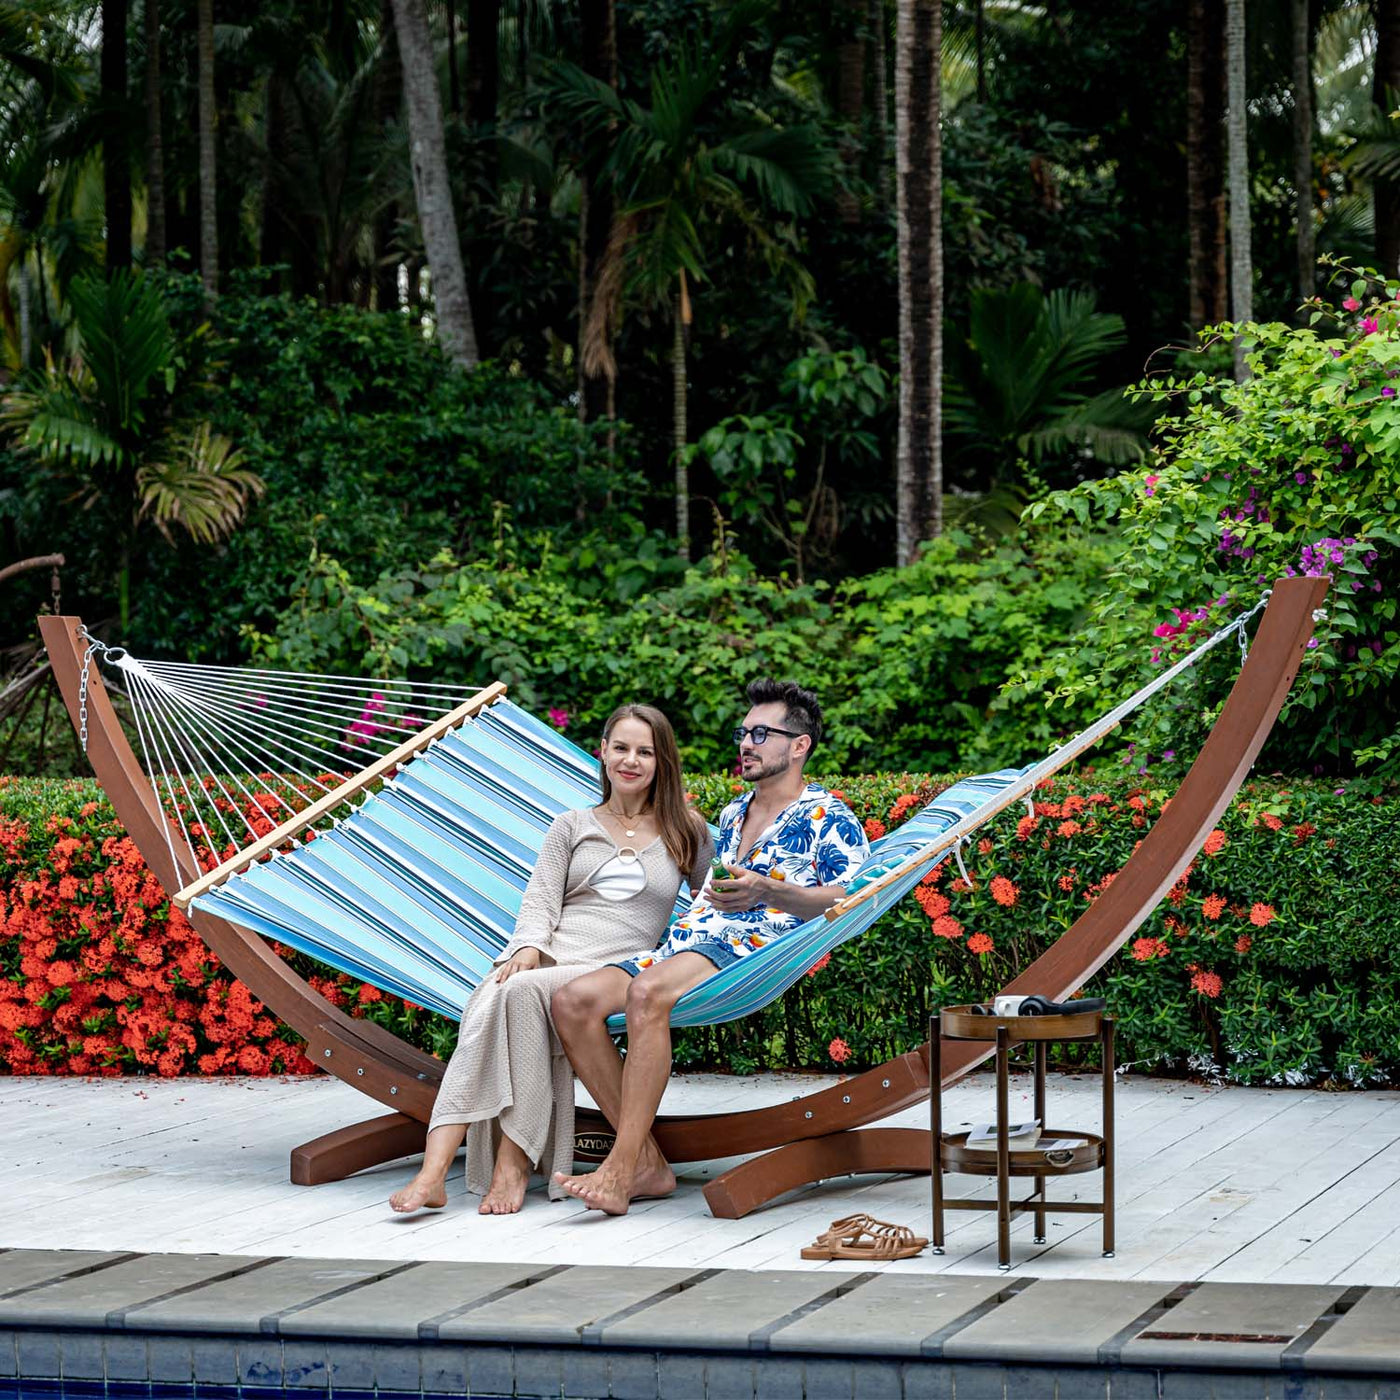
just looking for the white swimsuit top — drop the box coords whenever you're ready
[588,851,648,902]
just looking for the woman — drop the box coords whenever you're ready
[389,703,712,1216]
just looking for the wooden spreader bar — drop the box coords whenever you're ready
[42,576,1328,1214]
[172,681,507,910]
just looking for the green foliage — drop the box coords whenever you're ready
[242,520,1113,774]
[944,282,1158,491]
[1019,271,1400,780]
[0,271,263,629]
[685,346,889,579]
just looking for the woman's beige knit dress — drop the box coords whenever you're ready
[429,807,713,1199]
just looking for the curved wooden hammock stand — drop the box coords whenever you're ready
[40,576,1326,1220]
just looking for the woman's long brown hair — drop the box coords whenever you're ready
[598,704,701,875]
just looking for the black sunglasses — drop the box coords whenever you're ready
[733,724,803,746]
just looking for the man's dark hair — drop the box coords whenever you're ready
[745,678,823,755]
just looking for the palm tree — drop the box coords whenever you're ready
[895,0,942,565]
[101,0,131,273]
[943,283,1155,489]
[0,271,262,634]
[1293,0,1316,300]
[1373,0,1400,277]
[549,13,831,555]
[1226,0,1252,381]
[1186,0,1228,331]
[197,0,218,300]
[576,0,616,428]
[142,0,165,266]
[390,0,480,366]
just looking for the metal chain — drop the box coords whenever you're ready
[74,627,126,754]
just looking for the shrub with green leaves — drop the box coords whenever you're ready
[1018,267,1400,781]
[242,523,1113,773]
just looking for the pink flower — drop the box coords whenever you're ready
[1383,387,1396,399]
[1360,317,1379,336]
[1343,297,1361,311]
[1144,473,1160,497]
[548,707,570,730]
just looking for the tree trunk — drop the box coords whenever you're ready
[673,284,689,557]
[143,0,165,265]
[836,0,865,225]
[1375,0,1400,279]
[1186,0,1228,329]
[866,0,890,207]
[975,0,986,103]
[578,0,617,426]
[446,0,461,115]
[372,0,403,311]
[103,0,132,274]
[895,0,943,565]
[1292,0,1314,301]
[17,263,30,368]
[390,0,480,367]
[196,0,218,301]
[1226,0,1251,382]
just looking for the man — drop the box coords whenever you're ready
[551,678,868,1214]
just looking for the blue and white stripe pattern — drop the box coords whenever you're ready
[192,699,1030,1030]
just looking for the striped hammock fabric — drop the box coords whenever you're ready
[191,698,1030,1030]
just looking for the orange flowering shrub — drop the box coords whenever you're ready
[0,778,324,1078]
[6,769,1400,1090]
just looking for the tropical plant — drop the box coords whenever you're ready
[548,2,834,554]
[0,270,262,632]
[943,282,1155,490]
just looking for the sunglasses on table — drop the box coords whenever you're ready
[732,724,803,746]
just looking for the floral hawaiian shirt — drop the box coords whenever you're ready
[658,783,869,960]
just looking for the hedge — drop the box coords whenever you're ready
[2,772,1398,1086]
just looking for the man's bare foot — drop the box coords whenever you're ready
[389,1175,447,1214]
[553,1161,633,1215]
[479,1156,530,1215]
[630,1158,677,1201]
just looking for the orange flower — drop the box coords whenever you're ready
[932,915,964,941]
[806,952,831,977]
[977,838,994,855]
[1202,894,1226,920]
[1249,903,1276,927]
[915,886,951,919]
[828,1037,851,1064]
[864,817,887,840]
[1190,969,1223,998]
[1131,936,1168,961]
[1234,934,1252,953]
[990,876,1018,908]
[967,932,994,954]
[1260,813,1284,831]
[1202,829,1227,856]
[1057,820,1082,838]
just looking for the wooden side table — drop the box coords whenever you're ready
[930,1003,1115,1271]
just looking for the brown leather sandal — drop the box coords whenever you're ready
[801,1213,929,1261]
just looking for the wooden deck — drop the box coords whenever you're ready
[5,1070,1400,1284]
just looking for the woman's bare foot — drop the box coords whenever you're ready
[389,1174,447,1214]
[479,1157,530,1214]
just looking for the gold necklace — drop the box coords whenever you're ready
[606,803,651,839]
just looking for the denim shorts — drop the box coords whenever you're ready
[615,937,741,978]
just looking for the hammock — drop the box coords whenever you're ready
[79,590,1271,1032]
[42,577,1326,1213]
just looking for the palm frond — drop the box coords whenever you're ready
[136,423,265,546]
[66,271,173,435]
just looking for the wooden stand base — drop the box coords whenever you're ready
[290,1112,428,1186]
